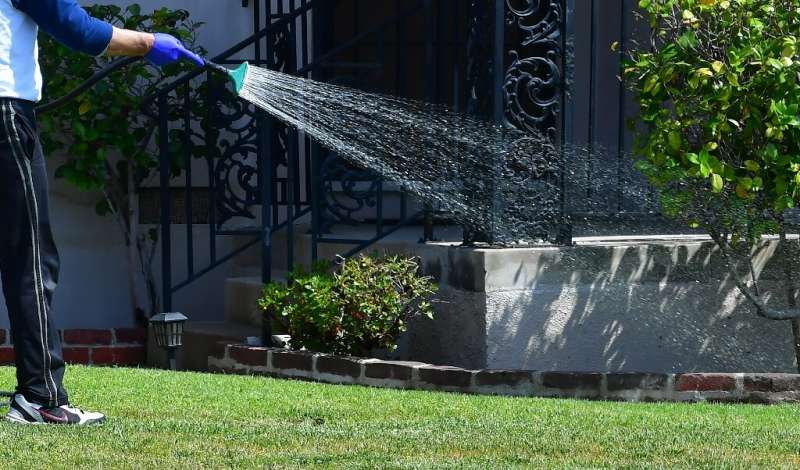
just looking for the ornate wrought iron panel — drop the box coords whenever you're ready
[463,0,567,245]
[210,11,294,229]
[503,0,564,141]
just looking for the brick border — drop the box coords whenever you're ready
[208,344,800,404]
[0,328,146,367]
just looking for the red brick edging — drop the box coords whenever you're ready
[209,344,800,404]
[0,328,146,366]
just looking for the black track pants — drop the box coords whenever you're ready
[0,98,68,407]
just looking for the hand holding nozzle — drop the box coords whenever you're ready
[145,33,205,67]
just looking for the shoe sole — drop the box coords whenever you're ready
[5,414,42,425]
[6,412,106,426]
[82,416,107,426]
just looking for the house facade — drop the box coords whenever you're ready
[1,1,794,373]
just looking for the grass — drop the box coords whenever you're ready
[0,366,797,468]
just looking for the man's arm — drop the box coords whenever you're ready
[106,27,153,56]
[13,0,114,56]
[12,0,203,66]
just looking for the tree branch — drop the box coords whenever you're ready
[709,229,800,320]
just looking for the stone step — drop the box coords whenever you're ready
[224,273,286,328]
[230,223,464,272]
[147,321,261,372]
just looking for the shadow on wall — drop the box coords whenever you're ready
[393,239,797,373]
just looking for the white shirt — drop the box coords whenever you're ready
[0,0,41,102]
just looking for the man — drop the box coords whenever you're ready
[0,0,203,425]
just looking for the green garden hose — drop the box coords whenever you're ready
[35,56,142,115]
[35,58,248,116]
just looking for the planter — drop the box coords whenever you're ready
[208,344,800,404]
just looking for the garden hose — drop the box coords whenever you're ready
[35,56,249,116]
[35,56,142,115]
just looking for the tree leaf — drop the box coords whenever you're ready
[711,173,724,192]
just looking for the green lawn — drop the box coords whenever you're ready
[0,366,796,468]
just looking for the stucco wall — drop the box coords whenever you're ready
[393,238,799,373]
[82,0,256,58]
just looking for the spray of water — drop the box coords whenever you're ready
[235,66,799,369]
[238,65,567,244]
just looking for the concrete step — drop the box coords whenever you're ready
[148,321,260,371]
[224,273,286,328]
[230,223,464,273]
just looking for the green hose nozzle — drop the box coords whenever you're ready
[206,61,250,95]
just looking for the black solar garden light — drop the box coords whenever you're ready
[149,312,188,371]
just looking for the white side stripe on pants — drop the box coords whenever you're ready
[1,101,57,405]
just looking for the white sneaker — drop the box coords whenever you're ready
[6,393,105,425]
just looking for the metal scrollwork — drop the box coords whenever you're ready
[502,0,566,243]
[501,134,562,236]
[504,50,561,140]
[212,89,260,225]
[505,0,562,47]
[317,75,383,229]
[211,18,293,228]
[319,151,380,230]
[503,0,563,140]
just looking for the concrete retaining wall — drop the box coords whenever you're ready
[374,236,799,373]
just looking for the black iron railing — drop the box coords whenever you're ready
[151,0,657,314]
[151,0,451,313]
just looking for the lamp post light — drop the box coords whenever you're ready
[149,312,188,371]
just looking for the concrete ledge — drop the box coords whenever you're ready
[208,344,800,404]
[390,238,800,373]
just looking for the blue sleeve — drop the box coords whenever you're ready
[13,0,113,56]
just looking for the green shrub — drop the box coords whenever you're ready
[625,0,800,366]
[258,255,437,356]
[624,0,800,240]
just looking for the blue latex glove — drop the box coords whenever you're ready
[145,33,204,67]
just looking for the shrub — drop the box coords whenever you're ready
[258,255,437,356]
[625,0,800,367]
[626,0,800,223]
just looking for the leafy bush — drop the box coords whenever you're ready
[258,255,437,356]
[625,0,800,367]
[625,0,799,237]
[38,4,205,324]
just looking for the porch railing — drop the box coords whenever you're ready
[149,0,448,314]
[150,0,656,316]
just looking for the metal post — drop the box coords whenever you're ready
[257,79,274,345]
[286,14,298,273]
[586,0,597,201]
[487,0,507,244]
[423,0,436,242]
[558,0,574,245]
[261,23,275,285]
[183,82,194,277]
[492,0,505,124]
[254,0,261,65]
[310,0,322,262]
[158,94,172,313]
[167,347,177,371]
[260,111,273,284]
